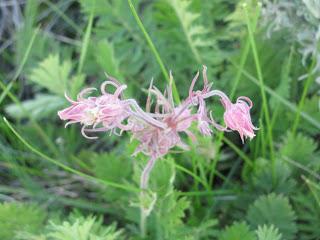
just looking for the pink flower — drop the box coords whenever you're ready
[95,81,130,132]
[130,86,193,158]
[58,88,99,127]
[221,96,258,143]
[130,118,182,158]
[58,67,258,148]
[58,81,131,138]
[188,66,227,136]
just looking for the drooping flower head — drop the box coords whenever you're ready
[58,80,131,138]
[221,96,258,143]
[58,88,99,127]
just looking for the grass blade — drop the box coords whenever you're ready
[77,5,94,74]
[291,58,317,135]
[0,27,39,105]
[244,4,275,163]
[128,0,180,103]
[3,117,139,193]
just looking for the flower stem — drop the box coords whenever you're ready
[139,157,156,238]
[291,57,317,135]
[140,157,156,189]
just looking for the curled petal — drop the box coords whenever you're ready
[64,120,78,128]
[237,96,253,108]
[114,84,127,98]
[146,78,154,112]
[100,80,119,95]
[64,92,78,104]
[81,125,98,139]
[77,87,97,100]
[188,71,200,98]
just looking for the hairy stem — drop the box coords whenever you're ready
[139,157,157,238]
[140,157,156,189]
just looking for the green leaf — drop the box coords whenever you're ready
[93,152,133,201]
[0,202,46,240]
[280,132,319,171]
[28,54,72,95]
[247,193,297,240]
[293,193,320,240]
[18,214,124,240]
[248,158,296,195]
[88,0,157,81]
[154,0,217,78]
[256,225,282,240]
[47,216,123,240]
[149,157,176,197]
[5,94,65,120]
[294,96,320,134]
[219,222,256,240]
[155,193,191,239]
[94,40,123,81]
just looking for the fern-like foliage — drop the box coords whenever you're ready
[28,53,85,97]
[164,0,208,64]
[5,54,86,121]
[219,221,256,240]
[5,94,65,120]
[293,193,320,240]
[94,40,123,80]
[296,96,320,135]
[153,0,219,81]
[28,54,72,95]
[280,132,320,173]
[0,202,46,240]
[17,215,124,240]
[248,158,296,195]
[80,0,159,83]
[256,225,282,240]
[247,193,297,240]
[93,152,132,202]
[47,216,123,240]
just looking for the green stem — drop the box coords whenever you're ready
[0,27,39,105]
[244,4,275,178]
[128,0,180,103]
[77,4,94,74]
[291,57,317,135]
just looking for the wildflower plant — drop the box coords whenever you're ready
[3,0,320,239]
[58,65,257,235]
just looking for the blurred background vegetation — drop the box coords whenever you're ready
[0,0,319,239]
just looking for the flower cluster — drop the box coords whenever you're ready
[58,66,258,160]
